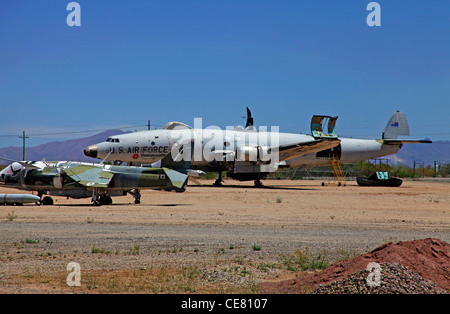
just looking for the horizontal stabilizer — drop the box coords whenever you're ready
[383,139,432,145]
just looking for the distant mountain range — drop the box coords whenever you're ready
[0,130,448,166]
[384,141,450,166]
[0,130,126,164]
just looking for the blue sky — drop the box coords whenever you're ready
[0,0,449,148]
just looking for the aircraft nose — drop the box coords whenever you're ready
[84,145,98,158]
[0,169,6,182]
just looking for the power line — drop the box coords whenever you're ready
[29,125,147,137]
[0,124,166,139]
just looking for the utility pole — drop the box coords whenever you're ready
[19,131,29,160]
[148,120,151,130]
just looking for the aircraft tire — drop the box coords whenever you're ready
[42,196,54,206]
[99,195,113,205]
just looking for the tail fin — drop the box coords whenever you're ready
[382,111,410,139]
[162,168,189,192]
[381,111,432,144]
[151,140,193,171]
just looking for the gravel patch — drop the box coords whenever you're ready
[311,263,448,294]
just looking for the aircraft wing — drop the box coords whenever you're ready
[62,164,114,188]
[278,138,340,162]
[276,114,341,161]
[382,139,432,145]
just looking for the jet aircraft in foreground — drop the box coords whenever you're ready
[0,151,190,205]
[84,110,341,186]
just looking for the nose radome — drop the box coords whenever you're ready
[84,145,98,158]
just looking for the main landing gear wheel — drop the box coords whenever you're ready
[41,196,54,205]
[37,192,53,205]
[254,180,264,187]
[99,195,113,205]
[213,171,224,187]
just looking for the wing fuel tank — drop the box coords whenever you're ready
[0,194,41,205]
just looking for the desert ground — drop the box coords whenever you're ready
[0,178,448,293]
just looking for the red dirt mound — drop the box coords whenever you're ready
[261,238,449,293]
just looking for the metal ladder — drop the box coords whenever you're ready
[323,153,346,186]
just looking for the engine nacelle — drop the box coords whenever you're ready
[258,145,272,162]
[236,145,272,162]
[236,145,258,162]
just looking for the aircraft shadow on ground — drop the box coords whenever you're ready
[188,184,317,191]
[44,203,192,207]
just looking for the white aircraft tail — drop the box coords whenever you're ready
[382,111,410,139]
[381,111,432,144]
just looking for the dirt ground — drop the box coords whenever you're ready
[0,178,448,293]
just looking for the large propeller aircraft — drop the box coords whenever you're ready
[84,109,341,186]
[84,108,430,186]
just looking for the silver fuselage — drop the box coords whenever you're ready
[87,128,322,166]
[286,138,400,168]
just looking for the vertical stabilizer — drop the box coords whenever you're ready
[382,111,410,139]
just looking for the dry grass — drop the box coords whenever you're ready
[4,264,268,294]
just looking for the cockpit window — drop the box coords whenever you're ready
[10,163,22,175]
[106,138,120,143]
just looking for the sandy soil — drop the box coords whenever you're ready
[0,178,448,293]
